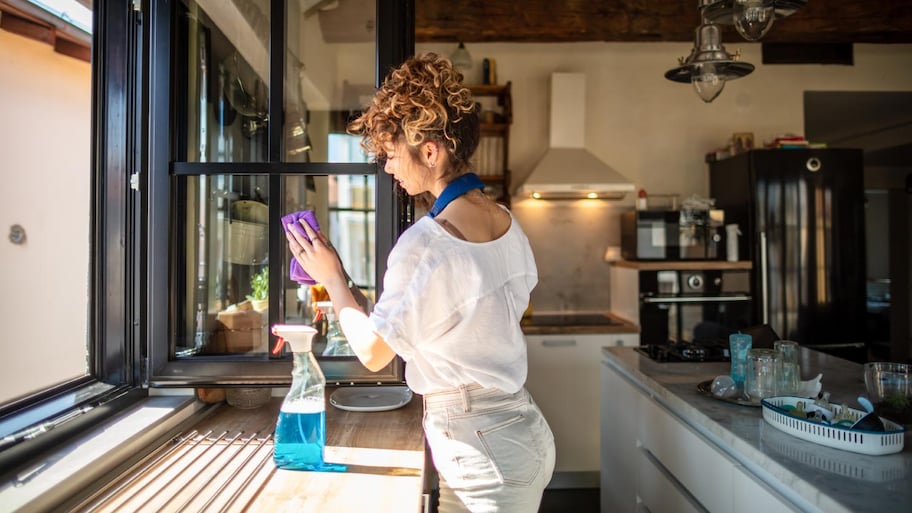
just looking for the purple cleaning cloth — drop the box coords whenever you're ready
[282,210,321,285]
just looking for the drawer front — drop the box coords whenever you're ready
[637,448,706,513]
[731,466,800,513]
[639,396,734,513]
[600,363,642,513]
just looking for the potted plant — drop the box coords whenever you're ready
[212,267,269,354]
[248,266,269,312]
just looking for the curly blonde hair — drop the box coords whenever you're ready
[348,53,480,177]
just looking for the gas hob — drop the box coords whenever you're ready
[637,339,731,362]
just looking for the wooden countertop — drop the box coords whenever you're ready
[610,260,752,270]
[75,389,427,513]
[521,312,639,335]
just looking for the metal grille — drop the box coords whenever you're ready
[72,430,276,513]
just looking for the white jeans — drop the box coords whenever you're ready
[423,384,556,513]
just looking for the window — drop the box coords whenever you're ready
[0,0,143,461]
[0,1,92,407]
[0,0,412,477]
[147,0,413,385]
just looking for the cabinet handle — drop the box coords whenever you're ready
[542,339,577,347]
[760,231,769,325]
[641,294,751,304]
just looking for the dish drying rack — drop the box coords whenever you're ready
[761,396,905,456]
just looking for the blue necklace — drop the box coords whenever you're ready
[427,173,485,218]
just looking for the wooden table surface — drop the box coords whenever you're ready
[247,392,426,513]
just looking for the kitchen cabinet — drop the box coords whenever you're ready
[525,332,639,488]
[601,359,799,513]
[468,83,512,206]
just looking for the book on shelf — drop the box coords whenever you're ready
[471,136,504,176]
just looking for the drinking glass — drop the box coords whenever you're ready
[774,340,800,396]
[745,348,779,403]
[729,333,752,389]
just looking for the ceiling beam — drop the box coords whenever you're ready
[415,0,912,44]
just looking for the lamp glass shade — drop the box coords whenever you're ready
[733,0,775,41]
[451,42,473,70]
[692,64,726,102]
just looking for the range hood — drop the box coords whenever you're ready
[517,73,636,200]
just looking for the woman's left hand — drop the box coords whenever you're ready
[286,220,345,287]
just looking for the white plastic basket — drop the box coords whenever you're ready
[761,396,905,456]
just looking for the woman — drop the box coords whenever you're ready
[286,53,555,513]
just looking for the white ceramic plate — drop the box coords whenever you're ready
[330,386,413,412]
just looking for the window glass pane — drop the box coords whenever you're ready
[284,172,377,358]
[173,175,270,357]
[0,8,92,404]
[285,174,376,359]
[284,0,377,163]
[176,0,271,163]
[173,172,377,362]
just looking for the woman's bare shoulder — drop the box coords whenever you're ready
[437,193,510,243]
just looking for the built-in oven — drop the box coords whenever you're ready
[638,269,752,360]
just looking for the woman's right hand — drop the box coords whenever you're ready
[286,221,346,290]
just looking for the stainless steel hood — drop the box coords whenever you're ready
[517,73,635,200]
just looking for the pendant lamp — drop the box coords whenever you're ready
[664,23,755,103]
[701,0,808,41]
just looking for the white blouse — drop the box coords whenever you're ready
[368,209,538,394]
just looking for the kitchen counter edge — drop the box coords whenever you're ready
[609,260,753,270]
[521,313,639,335]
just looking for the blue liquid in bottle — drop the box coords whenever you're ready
[274,405,325,470]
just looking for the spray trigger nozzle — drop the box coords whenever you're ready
[271,336,286,355]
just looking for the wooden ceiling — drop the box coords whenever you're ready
[414,0,912,44]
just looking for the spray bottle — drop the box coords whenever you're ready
[314,301,353,356]
[271,324,344,471]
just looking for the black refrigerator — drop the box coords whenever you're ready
[709,148,867,357]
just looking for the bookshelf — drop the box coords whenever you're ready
[469,82,512,207]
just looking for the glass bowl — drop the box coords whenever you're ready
[863,362,912,426]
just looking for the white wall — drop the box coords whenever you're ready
[0,29,92,403]
[418,42,912,312]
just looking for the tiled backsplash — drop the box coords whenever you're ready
[512,199,631,312]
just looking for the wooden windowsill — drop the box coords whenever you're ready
[69,389,427,513]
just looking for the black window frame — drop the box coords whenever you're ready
[145,0,415,387]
